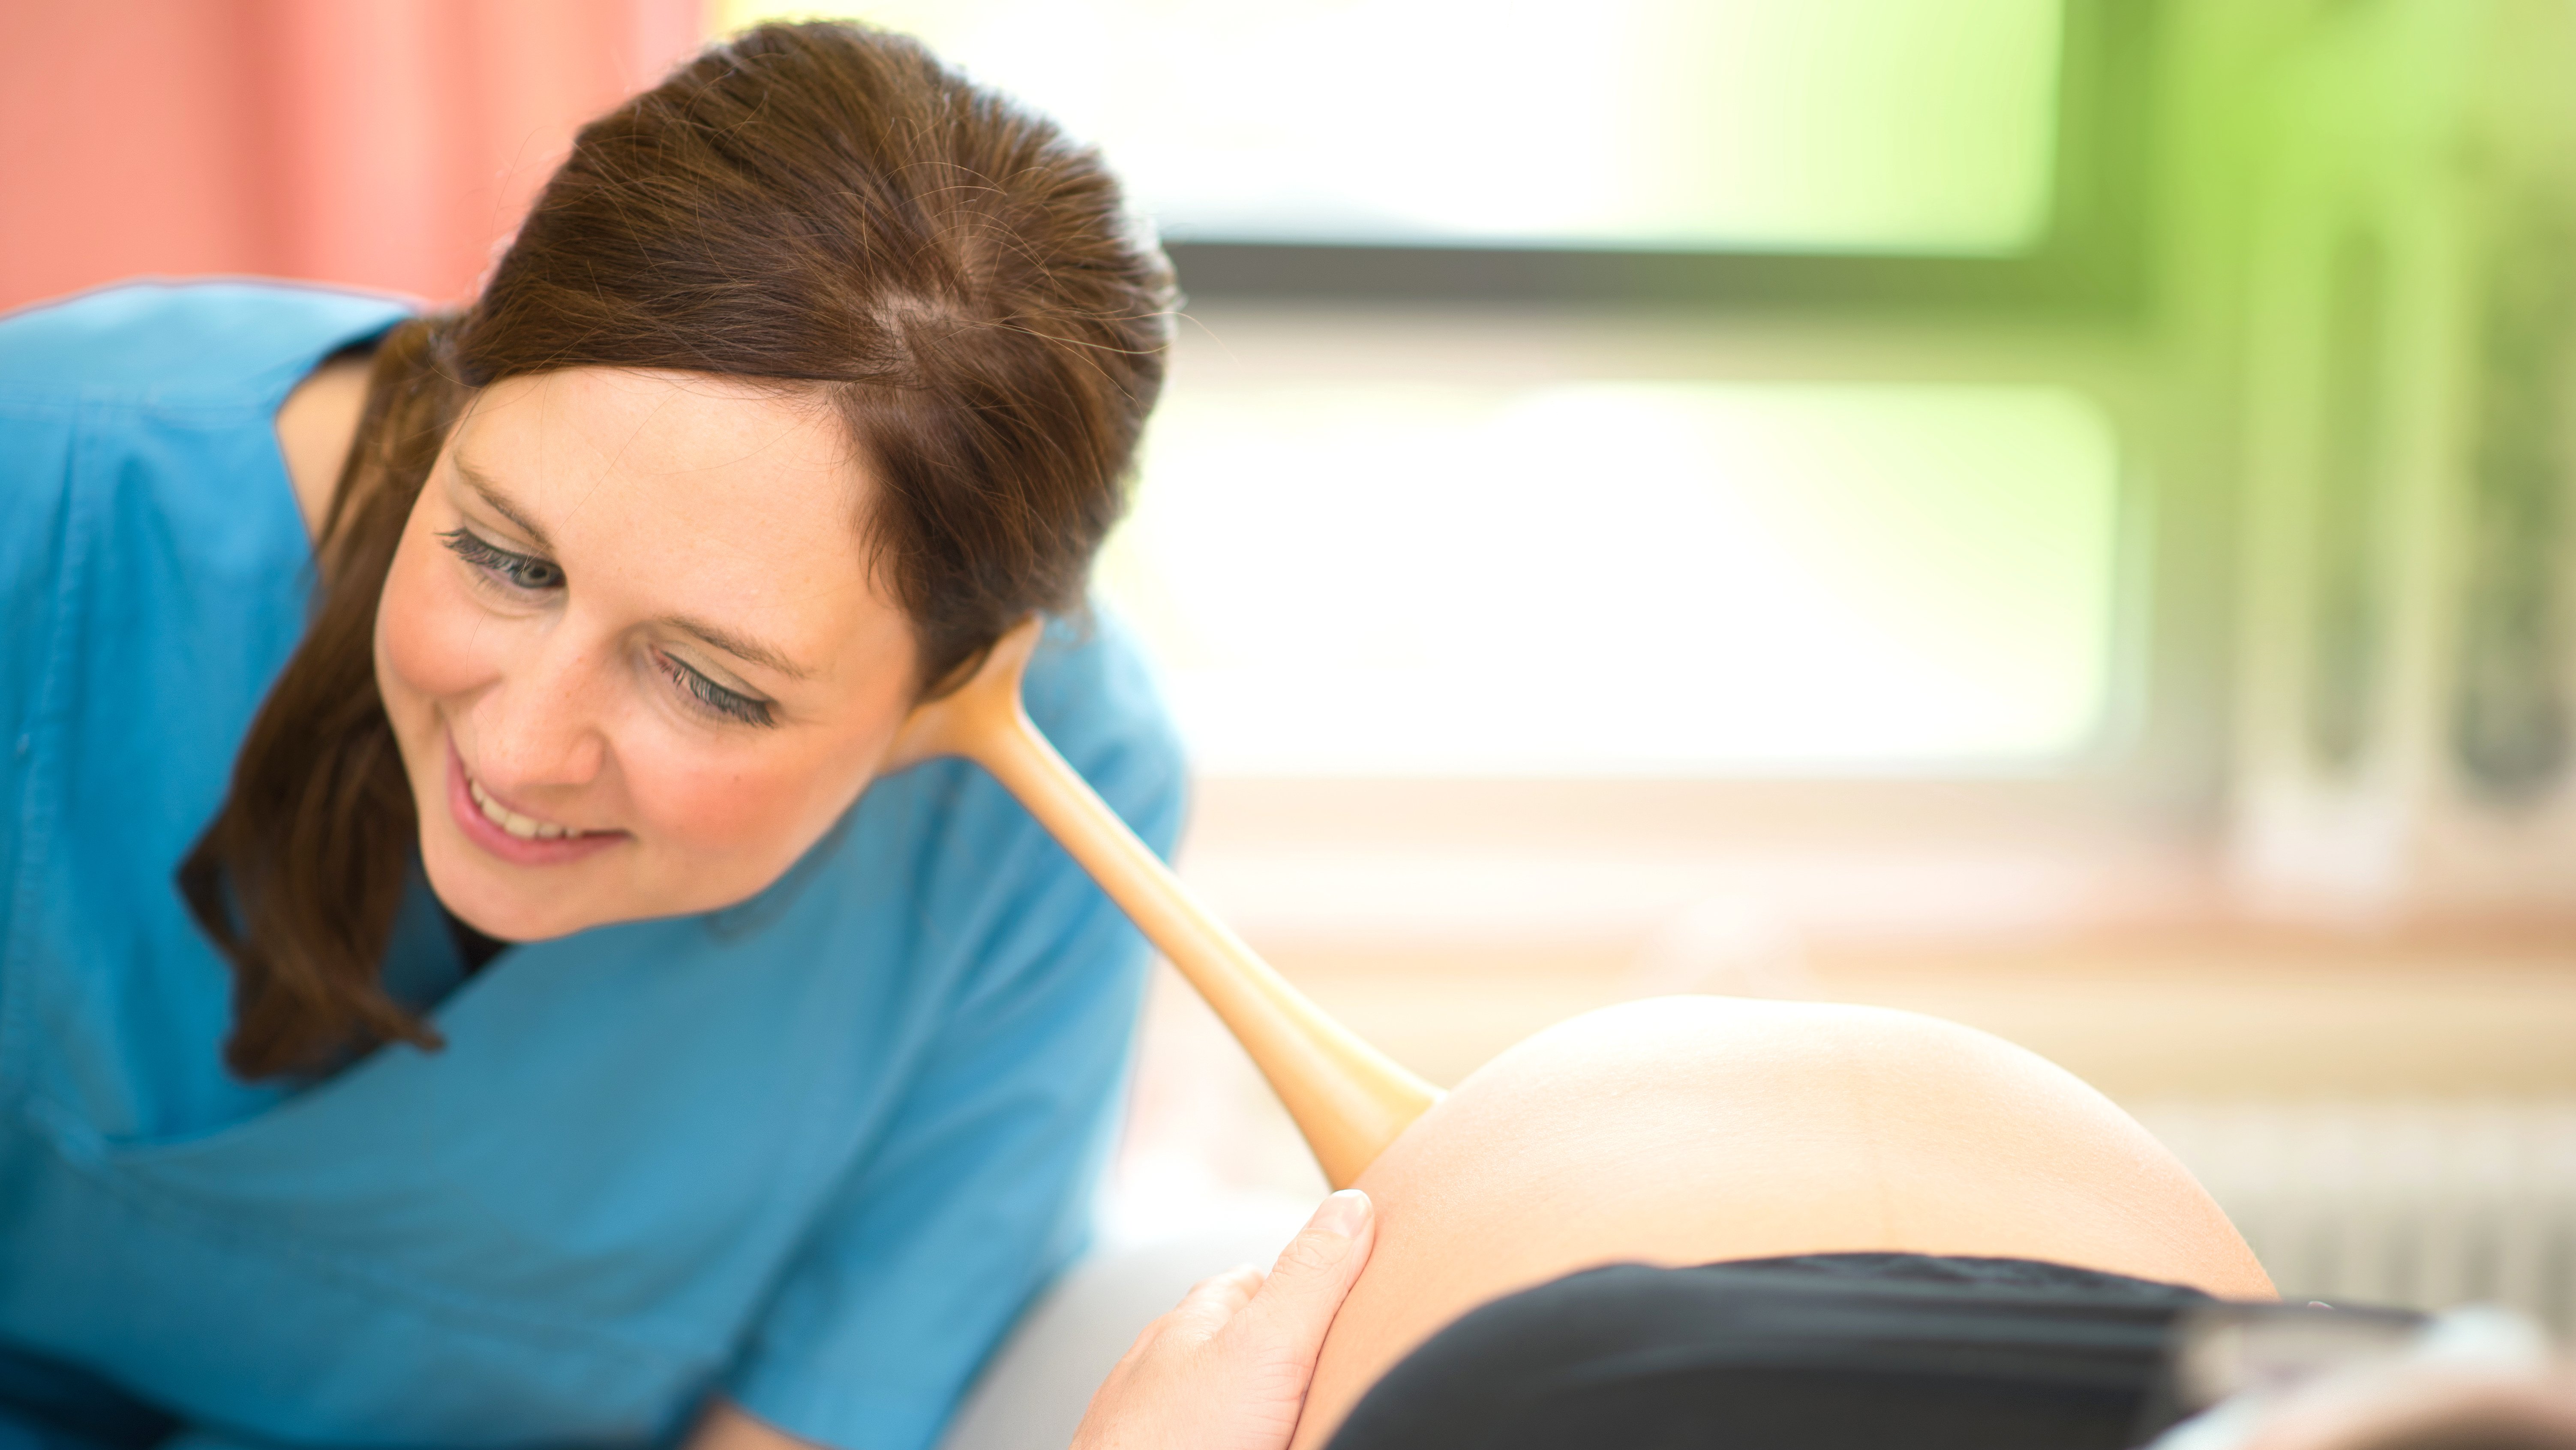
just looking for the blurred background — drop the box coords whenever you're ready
[11,0,2576,1331]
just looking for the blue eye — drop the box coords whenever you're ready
[653,650,777,728]
[438,527,564,591]
[436,526,775,728]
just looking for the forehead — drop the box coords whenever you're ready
[457,367,854,502]
[448,369,896,660]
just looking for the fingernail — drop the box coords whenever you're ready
[1312,1188,1371,1239]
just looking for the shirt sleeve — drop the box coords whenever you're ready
[724,626,1187,1450]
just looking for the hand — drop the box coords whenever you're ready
[1070,1189,1377,1450]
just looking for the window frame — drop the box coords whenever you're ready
[1162,0,2158,316]
[1125,0,2225,957]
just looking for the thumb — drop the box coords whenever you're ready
[1237,1189,1376,1353]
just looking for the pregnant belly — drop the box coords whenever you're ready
[1287,996,2275,1450]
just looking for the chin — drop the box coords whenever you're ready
[416,832,618,943]
[415,815,783,943]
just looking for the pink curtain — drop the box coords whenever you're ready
[0,0,707,312]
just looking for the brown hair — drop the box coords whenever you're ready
[180,20,1174,1079]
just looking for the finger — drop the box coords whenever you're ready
[1160,1262,1264,1339]
[1234,1190,1375,1356]
[1099,1262,1263,1387]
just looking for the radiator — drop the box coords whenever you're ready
[2129,1099,2576,1336]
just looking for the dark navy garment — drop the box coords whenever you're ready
[1326,1253,2217,1450]
[0,282,1186,1450]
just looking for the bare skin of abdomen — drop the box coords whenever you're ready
[1286,997,2277,1450]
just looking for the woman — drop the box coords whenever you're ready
[0,18,2299,1450]
[0,22,1183,1450]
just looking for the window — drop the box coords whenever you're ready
[743,0,2066,257]
[1103,379,2120,774]
[721,0,2150,781]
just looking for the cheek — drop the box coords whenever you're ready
[622,665,916,867]
[376,536,501,710]
[622,743,835,858]
[620,690,905,866]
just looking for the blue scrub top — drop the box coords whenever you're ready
[0,283,1186,1450]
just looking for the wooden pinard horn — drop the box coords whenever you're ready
[886,618,1442,1189]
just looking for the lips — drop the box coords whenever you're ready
[467,773,594,841]
[443,737,625,867]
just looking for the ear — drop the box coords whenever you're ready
[880,615,1046,773]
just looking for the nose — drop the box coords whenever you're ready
[465,627,610,793]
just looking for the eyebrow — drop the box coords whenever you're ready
[452,456,814,683]
[664,615,812,682]
[455,457,557,554]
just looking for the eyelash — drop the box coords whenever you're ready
[654,650,775,727]
[438,526,777,729]
[437,527,564,592]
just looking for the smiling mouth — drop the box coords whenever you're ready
[467,775,600,841]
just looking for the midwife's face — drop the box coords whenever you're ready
[375,368,922,942]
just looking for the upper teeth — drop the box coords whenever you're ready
[469,778,585,841]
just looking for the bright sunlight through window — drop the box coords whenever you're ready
[721,0,2067,256]
[1097,383,2122,776]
